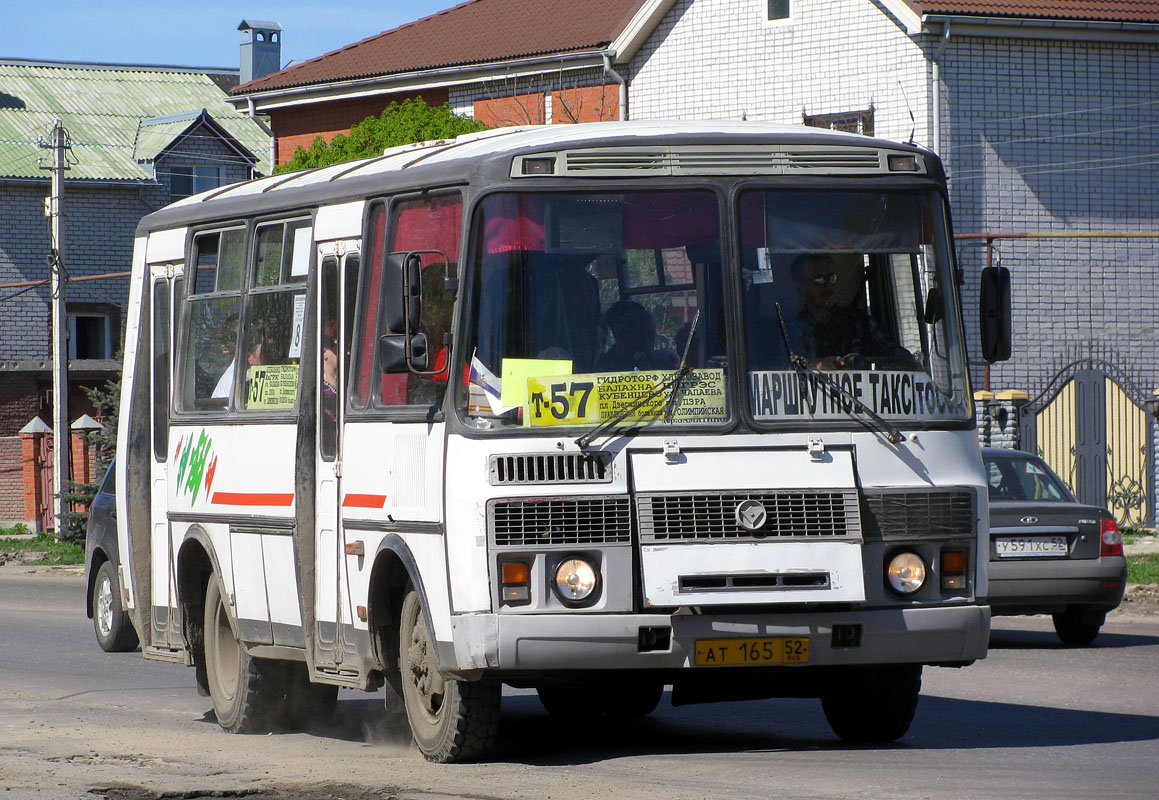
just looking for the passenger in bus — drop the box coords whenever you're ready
[321,333,339,423]
[215,338,265,399]
[597,300,680,372]
[790,254,918,370]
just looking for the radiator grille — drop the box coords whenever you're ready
[489,453,612,485]
[861,490,975,539]
[638,490,859,542]
[489,496,631,547]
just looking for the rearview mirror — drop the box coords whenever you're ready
[379,332,428,373]
[384,251,423,334]
[979,266,1011,362]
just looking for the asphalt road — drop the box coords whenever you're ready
[2,564,1157,800]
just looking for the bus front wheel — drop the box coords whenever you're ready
[203,577,282,733]
[398,590,500,762]
[820,664,922,743]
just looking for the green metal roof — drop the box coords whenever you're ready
[0,61,271,181]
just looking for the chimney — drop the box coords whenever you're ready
[238,20,283,84]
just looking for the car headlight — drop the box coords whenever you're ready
[552,557,599,605]
[886,551,927,595]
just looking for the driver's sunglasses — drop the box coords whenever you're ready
[808,272,839,286]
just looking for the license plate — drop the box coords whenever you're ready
[694,637,810,666]
[995,536,1068,557]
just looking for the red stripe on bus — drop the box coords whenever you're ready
[343,493,387,508]
[210,492,294,506]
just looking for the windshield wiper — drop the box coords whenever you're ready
[577,311,704,450]
[773,302,905,445]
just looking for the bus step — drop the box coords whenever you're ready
[144,645,190,664]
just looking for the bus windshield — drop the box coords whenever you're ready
[457,186,970,433]
[460,190,728,431]
[740,188,970,425]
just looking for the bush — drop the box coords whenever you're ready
[276,97,488,173]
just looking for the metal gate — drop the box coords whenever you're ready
[1021,360,1155,528]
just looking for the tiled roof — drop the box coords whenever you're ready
[233,0,648,95]
[0,61,271,181]
[902,1,1159,23]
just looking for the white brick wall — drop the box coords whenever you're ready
[627,0,930,145]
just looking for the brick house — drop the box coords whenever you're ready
[0,52,273,529]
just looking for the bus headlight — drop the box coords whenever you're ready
[886,551,927,595]
[552,557,599,606]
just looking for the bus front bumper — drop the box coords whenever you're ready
[443,604,990,674]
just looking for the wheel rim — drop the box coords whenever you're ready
[209,590,240,703]
[404,606,446,721]
[96,574,114,637]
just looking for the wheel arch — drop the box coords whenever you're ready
[176,525,221,695]
[366,534,439,673]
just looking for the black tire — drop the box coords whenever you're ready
[1052,607,1103,646]
[537,679,664,718]
[92,560,139,653]
[280,661,339,731]
[203,577,283,734]
[821,664,922,743]
[399,590,500,762]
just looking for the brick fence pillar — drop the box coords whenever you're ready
[19,417,52,534]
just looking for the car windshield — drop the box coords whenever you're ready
[739,188,971,425]
[458,190,727,432]
[985,456,1070,502]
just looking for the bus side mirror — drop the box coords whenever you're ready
[384,251,423,334]
[379,332,429,373]
[979,265,1011,362]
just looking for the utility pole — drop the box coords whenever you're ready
[42,120,71,539]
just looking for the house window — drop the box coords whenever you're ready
[767,0,791,21]
[69,313,113,359]
[170,165,223,200]
[803,107,875,137]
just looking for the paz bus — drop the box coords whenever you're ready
[115,121,1010,762]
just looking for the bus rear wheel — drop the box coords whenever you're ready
[398,590,500,762]
[203,577,282,734]
[820,664,922,743]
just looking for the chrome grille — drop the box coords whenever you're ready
[547,146,902,177]
[489,496,631,547]
[638,491,860,542]
[489,452,612,485]
[861,490,975,539]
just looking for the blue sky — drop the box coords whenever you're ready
[1,1,455,69]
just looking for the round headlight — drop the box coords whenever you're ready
[886,551,927,595]
[553,557,599,604]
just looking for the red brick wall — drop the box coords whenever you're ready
[474,92,545,127]
[0,437,24,527]
[270,89,450,165]
[552,84,620,124]
[0,373,42,438]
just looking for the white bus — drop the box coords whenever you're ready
[116,121,1009,762]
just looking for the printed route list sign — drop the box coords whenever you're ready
[526,368,726,428]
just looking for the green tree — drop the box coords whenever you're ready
[56,378,119,544]
[276,97,489,173]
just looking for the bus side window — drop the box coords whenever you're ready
[240,219,312,412]
[177,228,244,412]
[374,192,462,410]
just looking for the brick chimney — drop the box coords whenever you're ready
[238,20,283,84]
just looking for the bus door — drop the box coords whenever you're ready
[149,261,180,649]
[313,248,360,671]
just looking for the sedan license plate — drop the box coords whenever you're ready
[995,536,1068,557]
[694,637,810,667]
